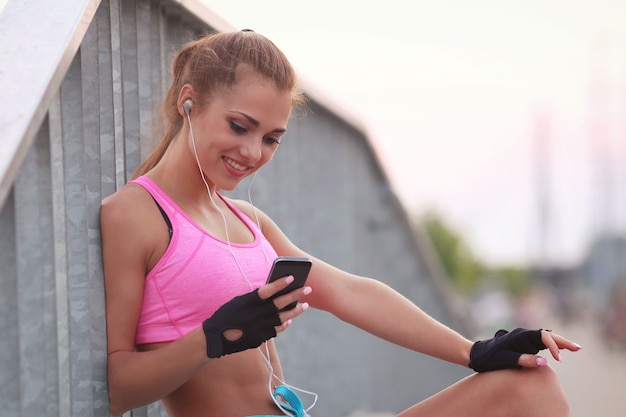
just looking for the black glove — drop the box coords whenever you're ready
[468,328,546,372]
[202,289,282,358]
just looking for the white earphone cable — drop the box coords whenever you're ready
[186,112,317,416]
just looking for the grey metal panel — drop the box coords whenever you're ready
[120,0,142,179]
[11,117,60,416]
[96,0,121,197]
[82,16,110,416]
[136,0,159,160]
[0,193,19,417]
[49,93,72,417]
[59,51,94,417]
[109,0,129,189]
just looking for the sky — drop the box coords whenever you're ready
[1,0,624,266]
[205,0,626,266]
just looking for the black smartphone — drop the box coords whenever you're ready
[266,256,312,311]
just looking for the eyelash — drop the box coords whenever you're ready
[230,121,247,134]
[230,121,281,145]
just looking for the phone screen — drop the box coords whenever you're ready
[266,257,312,310]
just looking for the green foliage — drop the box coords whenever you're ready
[487,267,532,297]
[418,209,533,296]
[419,210,485,293]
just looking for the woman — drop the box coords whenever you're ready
[100,30,581,417]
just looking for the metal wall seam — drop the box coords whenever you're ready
[81,13,110,417]
[0,189,18,416]
[109,0,128,190]
[136,0,157,163]
[119,0,142,180]
[97,0,118,199]
[14,119,52,415]
[59,52,94,416]
[49,90,72,417]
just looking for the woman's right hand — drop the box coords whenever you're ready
[202,276,311,358]
[259,275,312,331]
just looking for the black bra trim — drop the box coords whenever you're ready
[152,197,173,241]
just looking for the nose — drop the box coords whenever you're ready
[240,137,263,162]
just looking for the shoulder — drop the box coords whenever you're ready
[101,182,155,227]
[226,197,272,232]
[227,197,257,220]
[101,182,169,277]
[226,197,300,255]
[100,182,166,253]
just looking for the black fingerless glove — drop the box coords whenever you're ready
[468,328,546,372]
[202,289,281,358]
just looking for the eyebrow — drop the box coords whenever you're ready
[233,111,287,134]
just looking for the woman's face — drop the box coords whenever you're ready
[189,67,293,191]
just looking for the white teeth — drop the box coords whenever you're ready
[224,157,247,171]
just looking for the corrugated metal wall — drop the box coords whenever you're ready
[0,1,470,416]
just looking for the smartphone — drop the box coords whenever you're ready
[266,256,312,311]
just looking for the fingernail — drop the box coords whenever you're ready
[301,302,310,311]
[558,353,562,362]
[285,319,293,327]
[573,343,582,349]
[536,357,548,366]
[303,286,312,295]
[285,275,294,284]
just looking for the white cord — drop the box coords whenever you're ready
[186,113,318,416]
[246,173,271,265]
[188,114,254,289]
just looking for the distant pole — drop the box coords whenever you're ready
[587,35,613,237]
[532,109,552,270]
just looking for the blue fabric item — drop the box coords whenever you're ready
[248,385,309,417]
[273,385,306,417]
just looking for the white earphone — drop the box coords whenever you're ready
[183,99,193,115]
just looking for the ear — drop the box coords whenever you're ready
[177,84,196,117]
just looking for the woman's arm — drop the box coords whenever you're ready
[101,186,211,415]
[235,202,473,366]
[240,203,581,368]
[312,268,474,366]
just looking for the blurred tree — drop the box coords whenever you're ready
[487,266,531,297]
[419,210,485,293]
[418,210,534,297]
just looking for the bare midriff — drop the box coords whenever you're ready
[137,340,284,417]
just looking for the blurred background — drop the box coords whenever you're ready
[204,1,626,415]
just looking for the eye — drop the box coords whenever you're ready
[264,136,281,146]
[230,121,247,134]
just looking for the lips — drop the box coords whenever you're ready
[222,156,250,173]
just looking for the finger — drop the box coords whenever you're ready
[273,285,312,312]
[540,330,583,363]
[275,301,310,334]
[275,319,293,335]
[258,275,295,300]
[550,332,583,352]
[541,330,562,362]
[518,353,549,368]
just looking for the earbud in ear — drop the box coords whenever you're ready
[183,99,193,115]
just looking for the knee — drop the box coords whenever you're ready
[513,366,570,416]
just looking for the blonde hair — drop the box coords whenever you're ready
[132,30,304,179]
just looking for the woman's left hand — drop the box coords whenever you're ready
[469,328,583,372]
[517,329,582,368]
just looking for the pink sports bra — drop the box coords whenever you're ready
[130,176,277,345]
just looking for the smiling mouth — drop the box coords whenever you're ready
[223,156,249,172]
